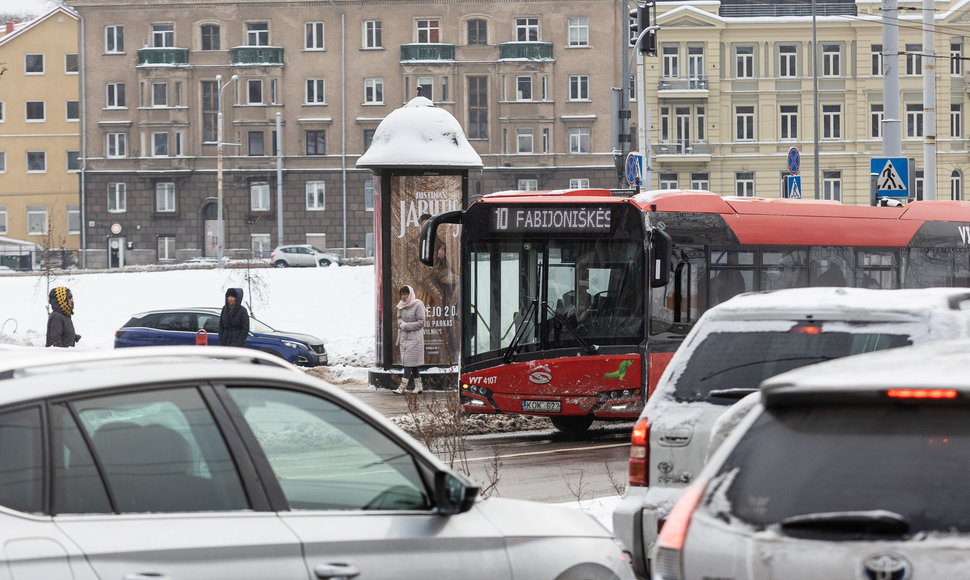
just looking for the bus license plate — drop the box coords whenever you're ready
[522,400,561,413]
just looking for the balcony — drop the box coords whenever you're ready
[499,42,553,61]
[137,47,189,66]
[230,46,284,65]
[652,141,713,160]
[658,76,709,92]
[400,43,455,62]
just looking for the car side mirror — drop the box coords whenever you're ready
[434,470,479,515]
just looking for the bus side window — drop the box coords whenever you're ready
[709,268,746,306]
[810,247,852,287]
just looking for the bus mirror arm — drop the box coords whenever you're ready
[419,210,464,267]
[651,229,672,288]
[542,301,599,354]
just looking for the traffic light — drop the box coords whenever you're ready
[628,2,657,56]
[642,25,657,57]
[628,6,641,48]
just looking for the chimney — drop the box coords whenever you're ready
[4,21,19,35]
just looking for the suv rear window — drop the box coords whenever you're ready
[673,324,911,403]
[710,403,970,536]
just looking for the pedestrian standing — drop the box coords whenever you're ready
[218,287,250,347]
[46,286,80,347]
[395,285,425,394]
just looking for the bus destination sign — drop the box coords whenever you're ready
[490,207,612,233]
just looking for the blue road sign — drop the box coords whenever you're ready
[871,157,909,198]
[787,175,802,199]
[625,152,643,186]
[788,147,800,175]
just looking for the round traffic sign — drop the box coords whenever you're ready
[788,147,800,175]
[625,153,642,186]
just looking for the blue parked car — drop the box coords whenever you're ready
[114,307,328,366]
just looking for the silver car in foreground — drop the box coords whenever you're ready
[654,339,970,580]
[0,347,633,580]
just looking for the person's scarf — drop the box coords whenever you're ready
[397,285,416,310]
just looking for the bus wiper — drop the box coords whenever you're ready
[699,356,836,382]
[543,301,599,355]
[780,510,910,537]
[503,299,538,364]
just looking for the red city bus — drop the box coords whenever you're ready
[420,188,970,433]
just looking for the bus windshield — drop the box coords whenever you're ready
[465,236,645,362]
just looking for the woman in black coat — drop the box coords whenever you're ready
[46,286,80,347]
[218,287,249,347]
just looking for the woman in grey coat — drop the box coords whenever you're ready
[395,285,426,394]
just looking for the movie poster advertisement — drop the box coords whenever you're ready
[390,174,462,367]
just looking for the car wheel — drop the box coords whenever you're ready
[318,259,332,267]
[550,415,594,434]
[274,260,288,268]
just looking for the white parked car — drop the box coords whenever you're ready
[0,347,634,579]
[270,244,342,267]
[654,338,970,580]
[613,287,970,578]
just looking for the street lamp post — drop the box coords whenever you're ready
[216,74,237,269]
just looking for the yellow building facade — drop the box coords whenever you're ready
[0,7,81,254]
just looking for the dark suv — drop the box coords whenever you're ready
[114,308,328,366]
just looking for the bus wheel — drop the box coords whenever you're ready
[550,415,594,434]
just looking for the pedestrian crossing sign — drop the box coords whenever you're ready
[786,175,802,199]
[871,157,909,198]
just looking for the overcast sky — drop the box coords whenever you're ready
[2,0,60,19]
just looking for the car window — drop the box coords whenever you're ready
[51,404,112,514]
[227,387,431,511]
[157,312,194,332]
[201,314,220,333]
[0,407,43,514]
[71,388,249,513]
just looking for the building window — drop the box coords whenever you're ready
[66,100,79,121]
[951,103,963,138]
[780,105,798,140]
[914,170,924,201]
[0,206,5,234]
[67,205,80,234]
[822,44,841,76]
[25,101,45,122]
[175,131,184,156]
[248,79,263,104]
[736,46,754,78]
[25,53,44,74]
[105,25,124,53]
[106,83,125,108]
[65,53,78,74]
[952,170,963,201]
[568,17,588,47]
[247,22,269,46]
[690,172,710,190]
[155,182,176,212]
[364,180,374,211]
[305,21,325,50]
[468,76,488,139]
[515,18,539,42]
[158,236,176,261]
[516,128,533,153]
[871,44,883,76]
[26,151,46,173]
[107,133,126,157]
[305,79,325,104]
[569,75,589,101]
[152,24,174,48]
[569,178,590,188]
[306,181,326,210]
[27,206,48,235]
[779,45,797,77]
[152,132,169,156]
[822,171,842,201]
[202,80,217,143]
[152,82,167,107]
[248,131,264,156]
[0,102,4,122]
[542,128,549,152]
[515,76,532,101]
[905,44,922,75]
[569,127,590,153]
[735,172,755,197]
[364,78,384,104]
[108,183,127,212]
[688,46,704,82]
[363,129,375,150]
[416,19,440,43]
[951,42,963,75]
[0,152,4,172]
[467,18,486,45]
[67,151,80,172]
[251,234,271,258]
[363,20,382,48]
[662,45,679,78]
[250,182,270,211]
[906,103,923,137]
[871,103,883,138]
[306,130,326,155]
[417,76,433,100]
[659,173,678,190]
[201,25,220,50]
[518,179,538,190]
[822,104,841,139]
[735,105,754,140]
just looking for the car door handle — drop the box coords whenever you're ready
[123,574,174,580]
[314,562,361,579]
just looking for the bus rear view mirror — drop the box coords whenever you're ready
[419,210,463,267]
[651,229,672,288]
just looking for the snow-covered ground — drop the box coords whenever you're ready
[0,263,621,530]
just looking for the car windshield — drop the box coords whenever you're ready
[672,323,912,404]
[310,247,328,254]
[711,403,970,536]
[249,317,275,333]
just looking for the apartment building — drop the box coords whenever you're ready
[67,0,629,267]
[644,0,970,204]
[0,7,81,264]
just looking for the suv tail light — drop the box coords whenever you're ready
[628,416,649,486]
[654,482,706,580]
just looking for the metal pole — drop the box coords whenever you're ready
[276,112,283,243]
[812,0,820,199]
[922,0,936,200]
[883,0,902,157]
[216,74,237,269]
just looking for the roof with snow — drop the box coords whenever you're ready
[356,97,482,169]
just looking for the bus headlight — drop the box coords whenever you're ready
[597,388,641,403]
